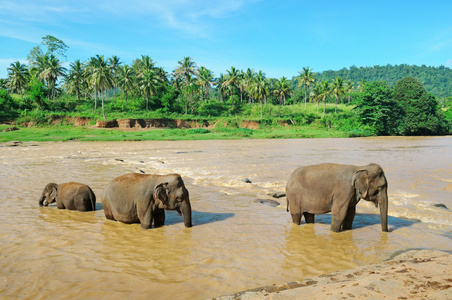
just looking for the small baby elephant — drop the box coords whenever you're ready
[38,182,96,211]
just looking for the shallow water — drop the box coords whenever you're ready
[0,137,451,299]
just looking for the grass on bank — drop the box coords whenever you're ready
[0,102,364,142]
[0,123,349,143]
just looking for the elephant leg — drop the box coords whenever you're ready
[330,217,344,232]
[75,196,89,211]
[291,213,302,225]
[153,209,165,227]
[342,206,356,230]
[331,201,350,232]
[102,200,115,220]
[303,212,315,223]
[137,201,152,229]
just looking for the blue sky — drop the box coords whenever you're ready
[1,0,451,79]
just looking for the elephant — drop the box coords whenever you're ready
[38,182,96,211]
[286,163,388,232]
[101,173,192,229]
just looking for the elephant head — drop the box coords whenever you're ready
[352,164,388,232]
[153,176,192,227]
[38,183,58,207]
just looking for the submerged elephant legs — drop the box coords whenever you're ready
[290,212,315,225]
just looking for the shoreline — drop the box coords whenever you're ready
[212,249,452,299]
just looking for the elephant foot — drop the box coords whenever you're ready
[291,213,301,225]
[330,218,343,232]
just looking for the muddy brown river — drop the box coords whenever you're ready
[1,137,451,299]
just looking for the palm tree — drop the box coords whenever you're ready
[310,84,322,113]
[0,78,8,90]
[216,73,227,102]
[273,76,292,117]
[38,54,66,101]
[297,66,316,109]
[223,66,240,109]
[249,70,268,118]
[244,68,257,103]
[345,80,354,103]
[117,64,136,110]
[138,68,160,110]
[331,76,345,114]
[318,80,330,118]
[87,55,113,119]
[64,59,84,101]
[7,61,29,97]
[174,57,197,114]
[197,66,216,101]
[107,55,122,88]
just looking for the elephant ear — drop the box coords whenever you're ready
[49,186,58,201]
[352,170,369,199]
[153,182,169,209]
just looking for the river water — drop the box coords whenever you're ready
[1,137,451,299]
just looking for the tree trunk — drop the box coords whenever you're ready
[101,88,106,120]
[260,99,263,119]
[94,90,97,113]
[335,95,338,114]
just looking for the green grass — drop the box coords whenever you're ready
[0,122,350,143]
[0,101,362,142]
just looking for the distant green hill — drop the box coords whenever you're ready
[312,64,452,98]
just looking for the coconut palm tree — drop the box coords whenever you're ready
[318,80,330,118]
[38,54,66,101]
[345,80,354,103]
[7,61,29,97]
[249,70,268,118]
[273,76,292,118]
[197,66,216,101]
[297,66,316,109]
[87,55,113,119]
[0,78,8,90]
[138,68,160,110]
[117,64,136,110]
[64,59,84,101]
[310,84,322,113]
[173,57,197,114]
[107,55,122,88]
[216,73,227,102]
[331,76,345,114]
[244,68,257,103]
[223,66,241,109]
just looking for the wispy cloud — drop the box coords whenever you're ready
[0,0,260,39]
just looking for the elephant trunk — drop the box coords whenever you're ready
[180,201,192,228]
[378,191,388,232]
[38,194,45,207]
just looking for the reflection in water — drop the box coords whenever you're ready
[0,137,451,299]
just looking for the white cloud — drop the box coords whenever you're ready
[0,0,260,38]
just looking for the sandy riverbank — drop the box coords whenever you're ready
[213,250,452,299]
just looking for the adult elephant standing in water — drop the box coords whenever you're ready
[286,163,388,232]
[101,173,192,229]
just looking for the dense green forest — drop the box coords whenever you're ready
[1,35,451,138]
[315,64,452,99]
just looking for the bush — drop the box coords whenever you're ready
[0,90,20,120]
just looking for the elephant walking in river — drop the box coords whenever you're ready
[101,173,192,229]
[38,182,96,211]
[286,163,388,232]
